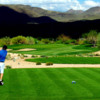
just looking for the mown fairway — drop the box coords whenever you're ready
[8,44,99,56]
[1,68,100,100]
[26,57,100,64]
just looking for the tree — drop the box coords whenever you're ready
[97,33,100,49]
[87,30,98,47]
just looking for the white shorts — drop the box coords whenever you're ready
[0,63,5,74]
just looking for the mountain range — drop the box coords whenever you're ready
[0,4,100,23]
[0,4,100,39]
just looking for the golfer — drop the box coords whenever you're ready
[0,45,7,85]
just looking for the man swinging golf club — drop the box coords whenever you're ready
[0,45,7,86]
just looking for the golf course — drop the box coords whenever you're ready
[0,2,100,100]
[1,68,100,100]
[0,44,100,100]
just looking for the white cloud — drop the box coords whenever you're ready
[0,0,100,12]
[82,0,100,10]
[84,0,100,6]
[31,0,84,11]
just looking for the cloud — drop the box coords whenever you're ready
[82,0,100,10]
[84,0,100,6]
[0,0,100,12]
[31,0,84,12]
[0,0,83,11]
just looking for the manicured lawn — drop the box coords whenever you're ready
[8,44,99,56]
[1,68,100,100]
[26,57,100,64]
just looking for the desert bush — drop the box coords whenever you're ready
[40,55,47,58]
[11,36,27,44]
[46,62,53,66]
[65,39,76,44]
[55,40,63,44]
[26,36,35,44]
[97,33,100,49]
[6,54,11,60]
[57,34,70,43]
[87,53,94,57]
[87,30,98,47]
[36,62,41,65]
[6,65,12,69]
[76,40,85,45]
[20,54,25,59]
[83,40,90,45]
[0,37,11,46]
[41,39,50,44]
[31,55,36,58]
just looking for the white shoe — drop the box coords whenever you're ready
[0,81,4,85]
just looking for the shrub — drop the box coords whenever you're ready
[40,55,47,58]
[36,62,41,65]
[76,40,85,45]
[46,62,53,66]
[55,40,63,44]
[0,37,11,46]
[57,34,70,43]
[6,65,12,69]
[20,54,25,59]
[41,39,50,44]
[31,55,36,58]
[87,30,98,47]
[6,54,11,60]
[11,36,27,44]
[87,53,94,57]
[23,54,28,57]
[26,36,35,44]
[97,33,100,49]
[83,40,90,45]
[65,39,76,44]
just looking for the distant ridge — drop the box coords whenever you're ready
[84,6,100,14]
[0,6,57,24]
[0,4,100,22]
[67,9,83,14]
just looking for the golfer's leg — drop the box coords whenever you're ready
[0,66,1,80]
[0,73,3,80]
[0,63,5,81]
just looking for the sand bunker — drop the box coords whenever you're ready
[93,51,100,55]
[17,48,36,51]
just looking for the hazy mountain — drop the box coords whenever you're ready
[84,6,100,14]
[0,4,100,23]
[0,6,57,24]
[67,9,83,14]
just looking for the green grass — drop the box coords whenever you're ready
[8,44,99,56]
[1,68,100,100]
[26,57,100,64]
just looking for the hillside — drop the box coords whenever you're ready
[0,4,100,22]
[0,4,99,39]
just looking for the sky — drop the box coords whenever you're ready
[0,0,100,12]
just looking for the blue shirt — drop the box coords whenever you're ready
[0,49,7,62]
